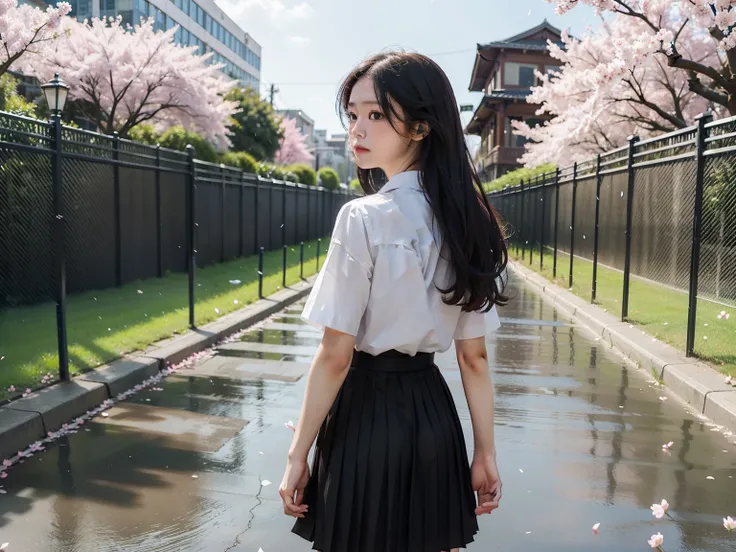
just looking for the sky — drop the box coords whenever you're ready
[217,0,600,137]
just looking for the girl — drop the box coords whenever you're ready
[279,51,508,552]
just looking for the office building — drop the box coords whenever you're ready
[23,0,261,89]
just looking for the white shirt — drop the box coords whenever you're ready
[301,170,501,356]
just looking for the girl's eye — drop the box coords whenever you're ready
[369,111,383,121]
[347,112,357,121]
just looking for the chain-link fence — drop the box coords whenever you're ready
[488,113,735,371]
[0,111,354,400]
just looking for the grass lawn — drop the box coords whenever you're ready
[510,244,735,377]
[0,238,328,401]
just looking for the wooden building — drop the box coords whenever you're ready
[466,20,565,181]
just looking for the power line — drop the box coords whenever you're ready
[261,47,477,87]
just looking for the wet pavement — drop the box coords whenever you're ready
[1,279,735,551]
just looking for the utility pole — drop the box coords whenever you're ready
[269,83,278,107]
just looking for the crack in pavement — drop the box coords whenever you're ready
[224,475,266,552]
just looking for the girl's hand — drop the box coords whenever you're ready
[279,457,310,518]
[471,454,502,515]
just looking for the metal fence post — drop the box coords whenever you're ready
[50,115,69,381]
[300,241,304,280]
[269,180,274,250]
[530,181,537,267]
[239,171,245,258]
[254,176,260,254]
[539,173,546,271]
[258,246,264,299]
[186,145,196,328]
[569,162,578,289]
[686,112,713,355]
[306,186,311,241]
[220,164,226,263]
[113,131,122,287]
[282,182,287,287]
[622,135,640,321]
[553,167,560,278]
[316,237,321,270]
[155,145,164,278]
[592,154,602,303]
[519,180,525,260]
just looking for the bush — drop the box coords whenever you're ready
[0,74,37,118]
[318,167,340,190]
[128,124,159,146]
[349,178,364,195]
[158,126,219,163]
[129,124,219,164]
[482,163,556,194]
[288,163,317,186]
[221,151,258,174]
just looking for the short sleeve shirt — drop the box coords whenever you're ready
[301,170,501,356]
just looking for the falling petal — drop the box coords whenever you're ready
[285,420,296,431]
[214,308,220,314]
[137,290,143,294]
[101,412,109,417]
[262,480,272,486]
[234,300,239,304]
[707,475,715,480]
[0,542,7,549]
[192,474,199,479]
[229,280,241,285]
[0,473,6,479]
[519,468,524,473]
[592,522,600,534]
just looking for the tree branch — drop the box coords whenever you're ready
[686,70,729,107]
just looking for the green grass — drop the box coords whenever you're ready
[0,238,329,401]
[510,244,736,377]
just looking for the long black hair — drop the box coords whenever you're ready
[337,50,509,313]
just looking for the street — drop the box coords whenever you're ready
[0,278,734,551]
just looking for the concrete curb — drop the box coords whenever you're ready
[509,262,736,434]
[0,277,315,460]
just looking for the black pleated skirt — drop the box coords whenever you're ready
[292,349,479,552]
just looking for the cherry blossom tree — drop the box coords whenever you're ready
[547,0,736,115]
[514,10,719,166]
[0,0,71,78]
[20,16,238,147]
[274,116,314,165]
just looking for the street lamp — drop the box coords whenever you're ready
[41,73,70,117]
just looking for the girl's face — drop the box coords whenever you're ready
[347,76,423,179]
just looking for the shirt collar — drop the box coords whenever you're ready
[379,170,422,194]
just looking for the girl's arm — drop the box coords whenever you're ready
[287,328,356,461]
[455,336,496,458]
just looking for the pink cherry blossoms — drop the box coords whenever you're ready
[20,15,238,148]
[544,1,736,122]
[514,7,718,166]
[0,0,71,77]
[274,116,314,166]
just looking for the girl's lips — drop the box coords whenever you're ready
[354,146,370,153]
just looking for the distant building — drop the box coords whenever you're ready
[21,0,261,89]
[466,20,564,181]
[276,109,315,152]
[313,130,355,183]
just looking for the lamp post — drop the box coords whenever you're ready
[41,73,70,118]
[42,73,71,381]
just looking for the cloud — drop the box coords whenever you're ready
[220,0,314,22]
[289,35,311,45]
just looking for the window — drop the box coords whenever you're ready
[504,116,544,148]
[504,62,538,87]
[545,65,561,80]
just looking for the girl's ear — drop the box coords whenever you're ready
[410,121,430,141]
